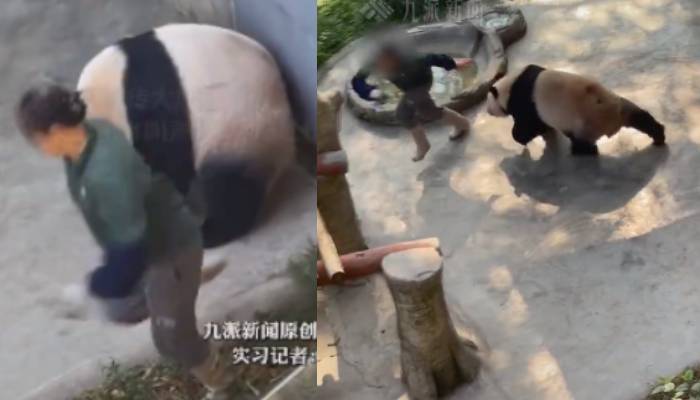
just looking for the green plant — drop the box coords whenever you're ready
[647,367,700,400]
[74,361,203,400]
[318,0,416,67]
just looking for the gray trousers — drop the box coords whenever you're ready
[99,245,210,369]
[396,85,445,128]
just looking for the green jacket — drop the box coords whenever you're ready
[64,119,202,297]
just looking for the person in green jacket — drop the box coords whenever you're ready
[352,43,473,161]
[15,84,232,399]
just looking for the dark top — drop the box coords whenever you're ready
[351,52,457,99]
[506,64,550,145]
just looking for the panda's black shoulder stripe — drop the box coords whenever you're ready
[507,64,548,128]
[118,30,195,196]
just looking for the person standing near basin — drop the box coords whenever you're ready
[351,43,473,161]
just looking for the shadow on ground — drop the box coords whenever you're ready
[501,139,670,214]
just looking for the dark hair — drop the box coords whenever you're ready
[15,84,86,139]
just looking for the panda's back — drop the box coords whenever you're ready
[153,24,294,170]
[77,23,294,181]
[534,69,623,139]
[77,24,296,246]
[77,46,131,138]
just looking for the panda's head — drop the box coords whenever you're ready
[486,73,513,117]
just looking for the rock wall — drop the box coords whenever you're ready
[233,0,317,139]
[167,0,234,27]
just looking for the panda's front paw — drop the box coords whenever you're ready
[652,129,666,146]
[571,141,599,156]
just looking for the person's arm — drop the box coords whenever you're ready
[85,152,150,299]
[351,67,380,101]
[424,53,458,71]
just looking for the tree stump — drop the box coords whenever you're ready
[382,248,480,399]
[317,176,367,254]
[317,90,367,254]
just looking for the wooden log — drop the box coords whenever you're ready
[317,176,367,254]
[317,90,344,154]
[317,209,345,283]
[317,237,440,285]
[317,90,367,254]
[382,248,480,399]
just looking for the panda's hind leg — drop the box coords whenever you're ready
[565,132,599,156]
[199,158,267,248]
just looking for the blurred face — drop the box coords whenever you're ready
[375,52,400,75]
[32,124,78,158]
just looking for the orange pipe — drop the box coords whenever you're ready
[317,150,348,176]
[317,237,440,286]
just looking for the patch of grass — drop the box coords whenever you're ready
[318,0,470,67]
[317,0,408,67]
[646,366,700,400]
[74,361,203,400]
[74,357,297,400]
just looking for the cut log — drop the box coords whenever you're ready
[382,248,480,399]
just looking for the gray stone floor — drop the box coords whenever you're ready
[317,1,700,399]
[0,1,314,398]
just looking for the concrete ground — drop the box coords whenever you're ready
[317,0,700,399]
[0,1,314,398]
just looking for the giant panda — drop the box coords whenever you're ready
[76,24,295,248]
[486,64,666,155]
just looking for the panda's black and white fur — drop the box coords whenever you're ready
[77,24,295,248]
[486,64,666,155]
